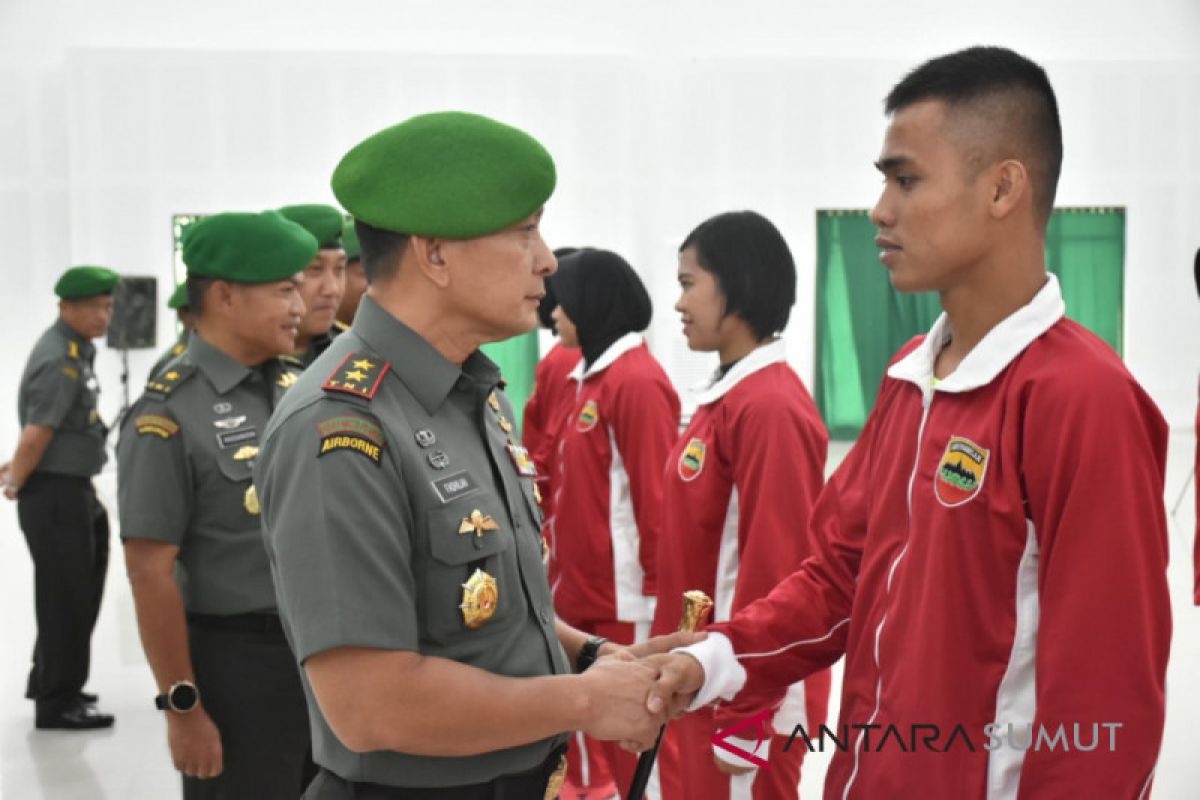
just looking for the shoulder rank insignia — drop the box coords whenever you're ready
[277,370,299,389]
[135,414,180,439]
[322,352,390,400]
[67,340,80,360]
[170,341,186,357]
[461,568,498,629]
[144,363,197,399]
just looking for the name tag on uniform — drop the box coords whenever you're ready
[505,444,537,477]
[216,427,257,449]
[432,471,479,504]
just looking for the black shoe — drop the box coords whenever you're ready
[78,691,98,704]
[35,703,114,730]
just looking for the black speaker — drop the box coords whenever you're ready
[108,276,158,350]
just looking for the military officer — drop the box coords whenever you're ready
[3,266,120,730]
[255,112,694,799]
[279,203,348,366]
[336,216,365,327]
[148,282,196,378]
[117,211,314,799]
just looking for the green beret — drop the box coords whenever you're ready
[278,204,345,250]
[331,111,556,239]
[167,282,190,310]
[54,266,120,300]
[182,211,318,284]
[342,218,360,262]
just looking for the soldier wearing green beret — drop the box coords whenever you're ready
[148,282,197,379]
[118,211,315,799]
[256,112,695,799]
[335,217,365,328]
[278,204,348,367]
[1,266,120,730]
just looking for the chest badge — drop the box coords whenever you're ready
[214,415,247,430]
[232,445,259,462]
[458,509,499,540]
[243,485,261,516]
[460,568,498,629]
[934,435,990,508]
[678,438,707,482]
[576,399,599,432]
[506,443,538,477]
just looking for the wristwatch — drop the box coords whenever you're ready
[154,680,200,713]
[576,636,610,673]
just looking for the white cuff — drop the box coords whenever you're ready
[673,632,747,711]
[712,735,768,769]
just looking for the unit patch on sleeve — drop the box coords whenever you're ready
[934,435,990,507]
[678,438,707,482]
[322,352,390,400]
[135,414,180,439]
[316,414,386,465]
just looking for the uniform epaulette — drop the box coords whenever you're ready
[332,320,350,334]
[66,340,81,360]
[145,362,197,399]
[170,341,187,357]
[322,352,390,400]
[280,353,305,367]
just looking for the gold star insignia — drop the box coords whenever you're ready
[458,509,500,539]
[165,370,179,381]
[277,372,298,388]
[352,359,375,370]
[344,369,366,382]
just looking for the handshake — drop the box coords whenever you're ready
[573,631,711,754]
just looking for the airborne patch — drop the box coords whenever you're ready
[136,414,180,438]
[317,417,385,466]
[934,435,990,507]
[576,399,599,432]
[322,352,390,400]
[678,438,707,482]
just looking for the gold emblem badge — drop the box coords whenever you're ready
[277,371,298,389]
[934,435,990,508]
[533,483,543,505]
[498,416,513,434]
[488,391,501,413]
[460,568,498,629]
[458,510,499,540]
[232,445,259,462]
[243,485,260,515]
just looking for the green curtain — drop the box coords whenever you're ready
[481,331,540,434]
[814,208,1124,439]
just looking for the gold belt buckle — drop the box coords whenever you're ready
[544,754,567,800]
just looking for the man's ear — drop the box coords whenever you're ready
[989,159,1029,221]
[209,280,236,312]
[407,235,451,289]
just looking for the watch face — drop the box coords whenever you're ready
[170,682,198,712]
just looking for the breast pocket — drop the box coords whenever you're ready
[420,503,523,646]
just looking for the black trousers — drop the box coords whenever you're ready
[182,619,314,800]
[18,472,109,715]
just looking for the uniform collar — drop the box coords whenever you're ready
[187,334,257,395]
[691,338,788,406]
[53,318,94,359]
[886,273,1065,394]
[352,295,501,415]
[570,332,643,382]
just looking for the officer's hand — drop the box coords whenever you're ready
[577,652,664,751]
[0,462,15,501]
[642,652,705,720]
[167,706,224,779]
[619,630,707,660]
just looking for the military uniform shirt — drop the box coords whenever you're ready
[256,296,570,788]
[117,334,303,615]
[147,329,192,379]
[18,319,107,477]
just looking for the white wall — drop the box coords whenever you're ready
[1,0,1198,429]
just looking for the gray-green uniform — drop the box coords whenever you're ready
[148,330,191,380]
[117,334,309,797]
[18,317,110,716]
[256,295,570,790]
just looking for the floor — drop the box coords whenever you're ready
[1,435,1197,799]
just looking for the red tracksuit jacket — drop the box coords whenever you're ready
[551,333,680,625]
[523,341,583,525]
[683,276,1170,799]
[653,339,830,737]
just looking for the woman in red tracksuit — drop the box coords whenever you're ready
[549,248,681,798]
[653,211,830,800]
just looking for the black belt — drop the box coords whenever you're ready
[313,743,568,799]
[186,612,284,635]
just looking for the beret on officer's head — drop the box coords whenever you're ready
[331,111,556,239]
[342,218,361,262]
[278,204,345,250]
[182,211,318,284]
[54,266,121,300]
[167,282,190,310]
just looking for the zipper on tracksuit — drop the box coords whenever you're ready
[843,386,934,800]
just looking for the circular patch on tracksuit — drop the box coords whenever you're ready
[576,399,600,432]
